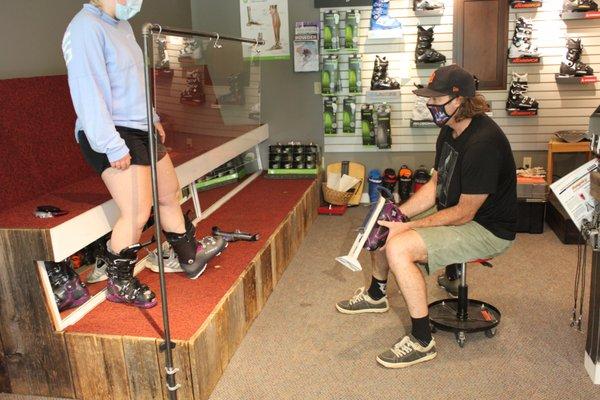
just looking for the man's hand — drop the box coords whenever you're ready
[377,220,411,251]
[111,153,132,170]
[155,122,166,143]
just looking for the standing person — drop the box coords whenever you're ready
[269,4,282,50]
[336,65,517,368]
[63,0,211,308]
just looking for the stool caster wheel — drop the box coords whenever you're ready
[455,331,466,348]
[485,328,496,338]
[431,325,437,333]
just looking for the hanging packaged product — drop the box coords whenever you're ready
[323,10,340,50]
[322,55,341,94]
[361,104,375,146]
[344,10,361,49]
[343,97,356,133]
[324,96,338,135]
[348,54,362,94]
[374,103,392,149]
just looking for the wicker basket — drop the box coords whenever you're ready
[322,181,361,206]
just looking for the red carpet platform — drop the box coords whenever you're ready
[63,176,319,400]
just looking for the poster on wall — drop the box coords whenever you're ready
[293,21,319,72]
[240,0,290,60]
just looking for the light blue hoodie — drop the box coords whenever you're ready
[62,4,155,162]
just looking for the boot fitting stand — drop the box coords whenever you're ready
[511,0,543,9]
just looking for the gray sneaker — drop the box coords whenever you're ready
[377,334,437,369]
[335,287,389,314]
[86,258,108,283]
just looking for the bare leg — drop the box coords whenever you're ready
[101,165,152,252]
[156,154,185,234]
[370,250,389,281]
[385,230,429,318]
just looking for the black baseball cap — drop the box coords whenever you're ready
[413,64,477,98]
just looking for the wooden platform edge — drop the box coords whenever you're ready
[59,179,319,400]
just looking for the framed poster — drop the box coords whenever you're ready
[241,0,290,60]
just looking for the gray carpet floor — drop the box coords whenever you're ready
[209,206,600,400]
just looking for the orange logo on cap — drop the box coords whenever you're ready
[452,86,460,93]
[428,72,436,84]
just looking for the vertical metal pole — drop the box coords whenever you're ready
[142,24,178,399]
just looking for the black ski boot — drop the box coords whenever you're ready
[415,26,446,64]
[370,56,400,90]
[164,212,210,280]
[217,73,245,106]
[560,38,594,76]
[398,165,413,203]
[564,0,598,12]
[106,243,157,309]
[45,260,90,311]
[506,73,538,110]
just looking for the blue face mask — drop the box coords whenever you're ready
[426,97,458,127]
[115,0,143,21]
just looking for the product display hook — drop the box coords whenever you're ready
[212,32,223,49]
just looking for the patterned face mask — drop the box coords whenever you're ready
[426,96,458,127]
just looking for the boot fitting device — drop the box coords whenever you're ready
[336,187,408,272]
[106,238,157,309]
[164,213,209,280]
[212,226,260,242]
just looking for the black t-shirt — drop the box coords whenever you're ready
[434,114,517,240]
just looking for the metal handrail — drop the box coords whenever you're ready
[142,23,265,45]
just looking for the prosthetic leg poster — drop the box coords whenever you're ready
[241,0,290,60]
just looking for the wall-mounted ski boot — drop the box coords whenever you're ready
[370,56,400,90]
[412,84,434,122]
[217,73,245,106]
[45,260,90,311]
[415,0,445,10]
[179,37,201,60]
[560,38,594,76]
[506,72,538,110]
[369,0,403,39]
[415,25,446,64]
[155,36,173,82]
[105,241,157,309]
[509,16,539,59]
[563,0,598,12]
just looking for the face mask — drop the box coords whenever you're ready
[426,97,458,127]
[115,0,143,21]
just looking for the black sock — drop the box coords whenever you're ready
[367,276,387,300]
[445,264,461,281]
[411,315,432,347]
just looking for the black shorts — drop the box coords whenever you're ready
[78,126,167,175]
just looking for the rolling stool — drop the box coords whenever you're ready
[428,259,500,348]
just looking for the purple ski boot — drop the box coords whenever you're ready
[164,212,212,279]
[105,242,157,309]
[364,188,409,251]
[45,260,90,311]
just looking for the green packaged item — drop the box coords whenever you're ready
[323,96,338,135]
[321,55,340,94]
[375,103,392,149]
[323,11,340,50]
[361,103,375,146]
[344,10,361,49]
[343,97,356,133]
[348,54,361,93]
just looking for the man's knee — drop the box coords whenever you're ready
[385,230,427,267]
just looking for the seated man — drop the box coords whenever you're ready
[336,65,517,368]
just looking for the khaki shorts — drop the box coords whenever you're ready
[411,207,513,274]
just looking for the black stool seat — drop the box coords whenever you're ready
[428,259,501,347]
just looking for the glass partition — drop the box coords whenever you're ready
[151,32,262,168]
